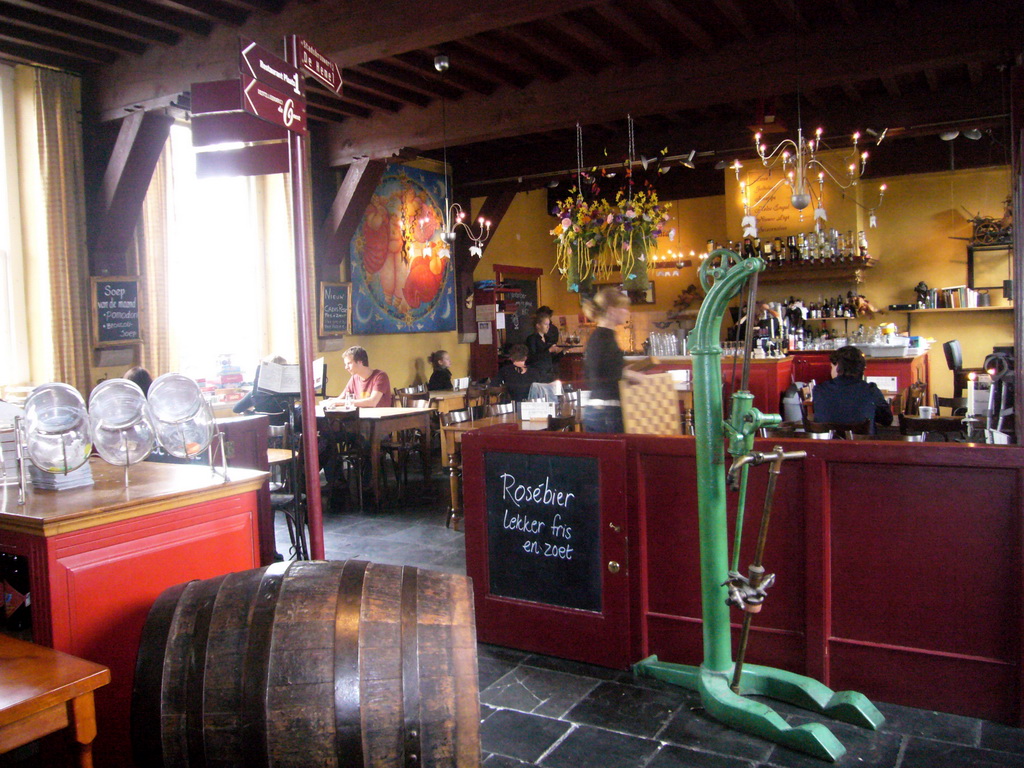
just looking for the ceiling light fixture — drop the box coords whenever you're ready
[939,130,960,141]
[681,150,696,169]
[436,64,490,256]
[735,96,887,234]
[963,128,983,140]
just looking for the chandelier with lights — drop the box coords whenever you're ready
[733,118,888,238]
[434,54,491,257]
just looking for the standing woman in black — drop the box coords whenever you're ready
[525,312,563,382]
[582,287,644,433]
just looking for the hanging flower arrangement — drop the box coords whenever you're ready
[550,193,610,293]
[550,188,671,293]
[604,189,671,291]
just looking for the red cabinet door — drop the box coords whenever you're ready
[462,430,631,668]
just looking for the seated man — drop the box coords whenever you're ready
[490,344,536,402]
[338,346,392,407]
[323,346,392,508]
[812,345,893,432]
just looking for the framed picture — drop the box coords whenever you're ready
[593,281,655,305]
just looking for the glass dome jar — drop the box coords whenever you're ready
[147,373,215,458]
[22,383,91,473]
[88,378,155,466]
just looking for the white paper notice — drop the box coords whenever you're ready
[477,321,493,345]
[258,361,301,395]
[520,401,555,421]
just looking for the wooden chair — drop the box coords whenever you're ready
[901,380,928,415]
[933,395,968,416]
[484,384,509,406]
[803,418,872,439]
[898,413,965,442]
[546,414,577,432]
[322,408,364,513]
[464,383,487,409]
[439,407,485,530]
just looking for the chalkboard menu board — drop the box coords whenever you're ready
[484,451,601,612]
[501,277,538,346]
[319,282,351,336]
[91,277,142,346]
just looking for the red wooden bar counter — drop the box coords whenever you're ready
[633,356,794,413]
[0,459,266,767]
[462,428,1024,726]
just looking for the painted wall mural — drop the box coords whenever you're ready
[350,165,456,334]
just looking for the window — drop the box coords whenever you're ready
[156,123,298,382]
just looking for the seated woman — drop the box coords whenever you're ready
[426,349,453,391]
[123,366,153,396]
[490,344,536,402]
[233,355,293,426]
[812,346,894,432]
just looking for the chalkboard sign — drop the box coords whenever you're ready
[91,277,142,346]
[319,282,351,336]
[501,277,538,347]
[484,451,602,612]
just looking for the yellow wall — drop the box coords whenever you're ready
[291,166,1016,401]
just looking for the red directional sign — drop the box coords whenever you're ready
[292,36,343,95]
[239,37,304,98]
[241,73,307,135]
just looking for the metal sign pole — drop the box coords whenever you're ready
[285,34,324,560]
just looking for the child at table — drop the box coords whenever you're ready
[427,349,453,391]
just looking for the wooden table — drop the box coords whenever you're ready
[428,389,469,414]
[0,634,110,767]
[325,407,433,507]
[440,414,549,528]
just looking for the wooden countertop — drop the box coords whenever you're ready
[0,458,267,538]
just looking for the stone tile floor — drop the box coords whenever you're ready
[272,474,1024,768]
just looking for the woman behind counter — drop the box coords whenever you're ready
[525,312,563,383]
[582,287,644,433]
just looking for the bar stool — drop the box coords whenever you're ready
[267,422,309,559]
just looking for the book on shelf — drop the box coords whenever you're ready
[938,285,981,309]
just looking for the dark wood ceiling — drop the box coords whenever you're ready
[0,0,1020,195]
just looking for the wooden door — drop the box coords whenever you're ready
[461,429,631,668]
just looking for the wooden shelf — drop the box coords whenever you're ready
[905,306,1013,314]
[757,257,876,283]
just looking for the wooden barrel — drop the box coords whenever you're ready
[132,560,481,768]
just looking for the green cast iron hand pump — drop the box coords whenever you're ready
[633,248,883,762]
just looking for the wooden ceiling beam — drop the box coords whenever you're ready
[768,0,808,29]
[89,0,214,36]
[357,61,464,100]
[327,1,1020,163]
[459,32,563,82]
[21,0,181,45]
[394,51,499,96]
[0,3,148,55]
[644,0,714,51]
[591,3,674,60]
[0,28,116,65]
[542,15,622,67]
[320,157,388,265]
[313,83,402,112]
[0,36,97,71]
[436,42,534,90]
[833,0,859,26]
[340,69,431,107]
[500,26,594,77]
[711,0,756,42]
[150,0,249,26]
